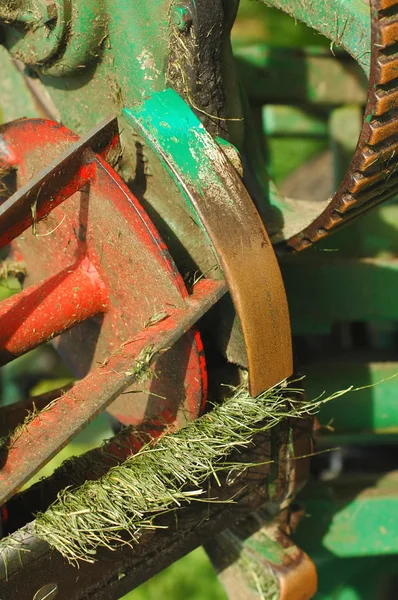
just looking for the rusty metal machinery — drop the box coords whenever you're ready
[0,1,397,598]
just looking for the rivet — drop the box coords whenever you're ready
[172,6,192,32]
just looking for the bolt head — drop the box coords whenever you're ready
[172,6,192,32]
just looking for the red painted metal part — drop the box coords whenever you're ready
[0,117,207,431]
[0,257,108,365]
[0,278,226,505]
[0,116,120,248]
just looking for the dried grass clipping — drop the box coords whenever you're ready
[33,378,346,563]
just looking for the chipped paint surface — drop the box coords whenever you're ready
[137,48,161,82]
[124,89,293,395]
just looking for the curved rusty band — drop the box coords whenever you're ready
[287,0,398,251]
[187,148,293,396]
[125,92,293,396]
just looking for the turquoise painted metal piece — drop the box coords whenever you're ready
[124,91,221,230]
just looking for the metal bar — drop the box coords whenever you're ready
[0,258,109,365]
[0,430,273,599]
[2,425,139,536]
[0,278,227,505]
[262,0,371,74]
[0,385,73,439]
[0,116,118,248]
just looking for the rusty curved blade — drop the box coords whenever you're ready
[124,91,293,395]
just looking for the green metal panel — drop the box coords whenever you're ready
[309,556,398,600]
[281,256,398,334]
[304,360,398,437]
[295,473,398,558]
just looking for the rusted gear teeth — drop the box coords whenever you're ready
[287,0,398,252]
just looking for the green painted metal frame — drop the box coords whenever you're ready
[295,472,398,558]
[261,0,371,73]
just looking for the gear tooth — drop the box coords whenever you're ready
[287,2,398,251]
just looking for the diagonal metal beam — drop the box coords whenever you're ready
[0,116,119,248]
[0,278,227,506]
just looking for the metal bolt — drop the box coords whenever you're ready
[33,583,58,600]
[172,6,192,32]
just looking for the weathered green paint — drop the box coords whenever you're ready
[0,0,72,67]
[0,5,397,597]
[45,0,108,77]
[296,473,398,557]
[261,0,371,74]
[123,90,215,229]
[0,0,174,133]
[0,2,372,247]
[244,532,286,566]
[106,0,171,98]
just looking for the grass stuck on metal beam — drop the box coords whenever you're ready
[32,378,349,564]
